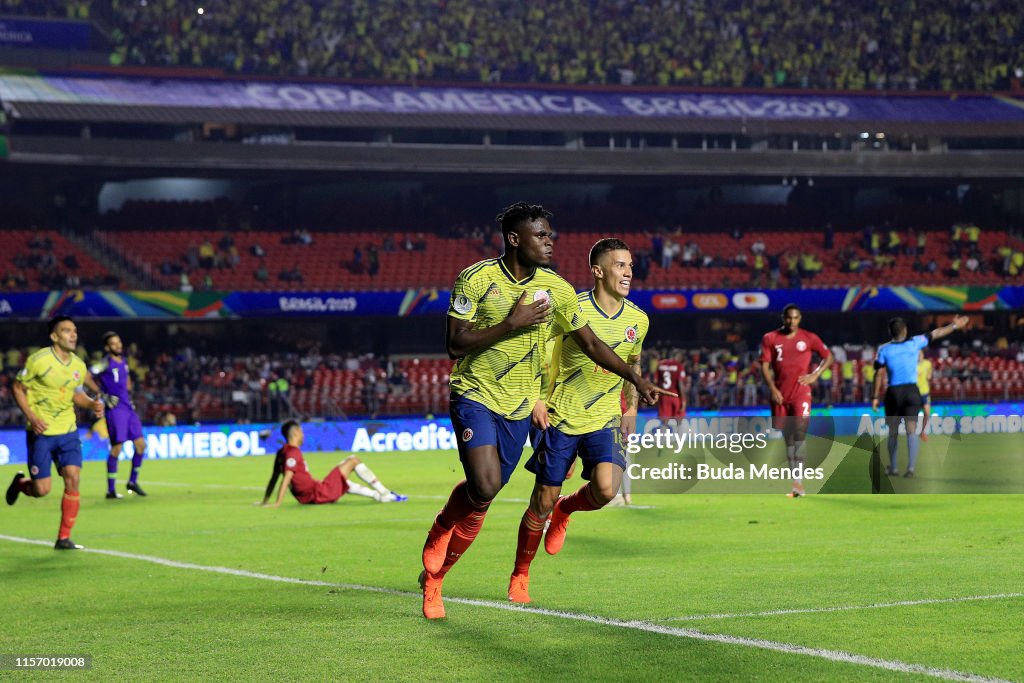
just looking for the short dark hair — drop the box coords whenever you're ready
[281,420,300,441]
[782,304,801,317]
[496,202,553,243]
[48,315,74,335]
[589,238,630,266]
[888,317,907,338]
[102,331,119,346]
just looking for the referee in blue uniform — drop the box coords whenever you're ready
[872,315,968,477]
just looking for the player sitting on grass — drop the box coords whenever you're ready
[508,238,651,604]
[260,420,407,507]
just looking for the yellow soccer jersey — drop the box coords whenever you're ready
[448,259,587,420]
[16,346,87,435]
[547,292,648,435]
[917,358,932,395]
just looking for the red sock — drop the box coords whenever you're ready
[559,483,602,516]
[437,480,478,530]
[436,504,490,577]
[58,491,80,540]
[513,509,547,576]
[20,478,37,497]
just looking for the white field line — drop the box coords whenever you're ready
[139,483,657,508]
[0,534,1010,683]
[659,594,1024,622]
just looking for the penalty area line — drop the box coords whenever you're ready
[0,534,1007,683]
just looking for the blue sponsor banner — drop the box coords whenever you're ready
[0,17,90,50]
[0,403,1019,466]
[0,286,1020,320]
[1,73,1023,122]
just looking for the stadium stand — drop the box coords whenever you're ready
[5,0,1023,90]
[89,223,1024,292]
[2,228,117,290]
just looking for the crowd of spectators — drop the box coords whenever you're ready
[6,0,1023,91]
[636,221,1023,287]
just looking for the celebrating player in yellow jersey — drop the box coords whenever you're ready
[419,204,671,619]
[7,316,104,550]
[508,238,648,603]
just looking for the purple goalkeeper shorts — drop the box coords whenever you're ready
[106,407,143,444]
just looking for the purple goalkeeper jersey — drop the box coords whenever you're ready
[92,356,132,406]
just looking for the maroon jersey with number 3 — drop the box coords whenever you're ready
[655,358,685,418]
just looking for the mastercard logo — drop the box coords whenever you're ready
[732,292,769,309]
[692,293,728,310]
[652,294,688,310]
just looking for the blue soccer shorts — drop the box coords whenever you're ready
[450,395,531,485]
[525,425,626,487]
[26,431,83,480]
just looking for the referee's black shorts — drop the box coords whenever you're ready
[884,384,923,418]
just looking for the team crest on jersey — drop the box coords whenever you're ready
[796,340,807,352]
[533,289,551,305]
[485,283,502,299]
[625,326,638,343]
[73,371,80,381]
[30,465,39,476]
[462,428,474,442]
[452,295,473,314]
[286,458,296,468]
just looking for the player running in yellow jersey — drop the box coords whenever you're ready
[7,316,104,550]
[917,350,933,442]
[419,204,672,619]
[507,238,649,604]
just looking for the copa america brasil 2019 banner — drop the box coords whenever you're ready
[1,285,1022,320]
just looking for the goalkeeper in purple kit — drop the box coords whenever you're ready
[91,332,148,498]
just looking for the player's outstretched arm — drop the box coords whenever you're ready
[570,326,673,404]
[928,315,970,342]
[264,471,293,508]
[446,292,549,359]
[261,462,282,505]
[621,356,642,438]
[871,366,888,411]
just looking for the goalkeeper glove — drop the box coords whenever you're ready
[101,393,120,409]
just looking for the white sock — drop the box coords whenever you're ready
[354,463,389,495]
[346,482,377,499]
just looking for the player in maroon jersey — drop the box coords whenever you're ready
[260,421,406,506]
[655,351,688,420]
[759,304,832,497]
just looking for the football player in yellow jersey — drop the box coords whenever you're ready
[507,238,648,603]
[917,350,933,442]
[8,316,104,550]
[419,204,671,619]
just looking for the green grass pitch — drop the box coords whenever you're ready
[1,435,1022,681]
